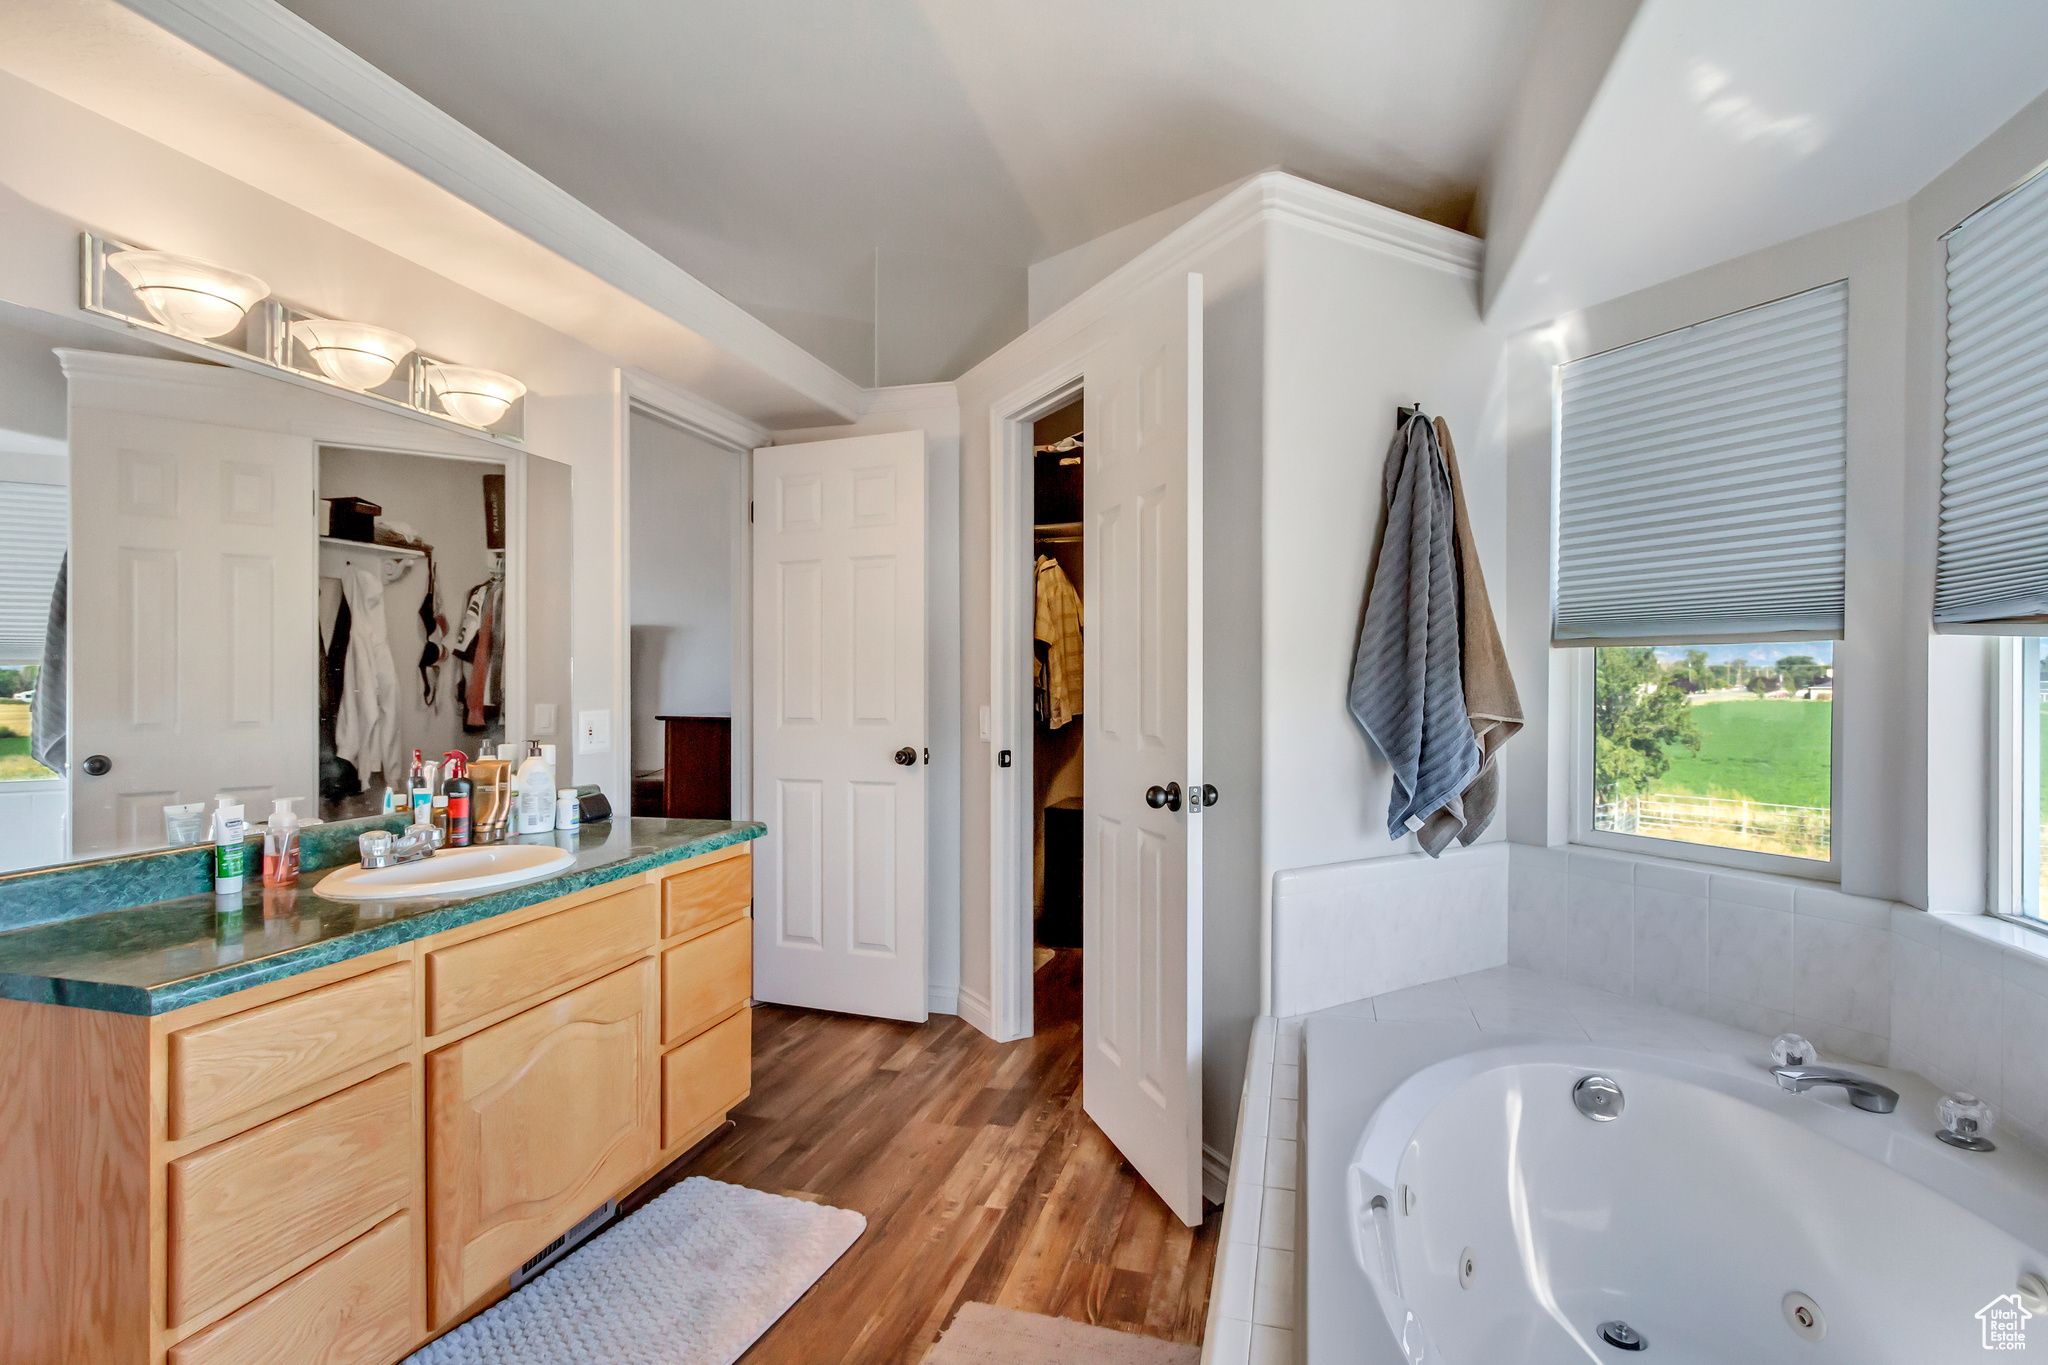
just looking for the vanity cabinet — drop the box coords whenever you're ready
[0,842,754,1365]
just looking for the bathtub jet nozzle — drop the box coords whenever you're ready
[1597,1319,1648,1351]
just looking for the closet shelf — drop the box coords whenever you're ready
[320,536,425,559]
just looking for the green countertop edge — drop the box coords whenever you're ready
[0,822,764,1017]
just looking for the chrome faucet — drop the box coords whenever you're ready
[358,823,440,870]
[1770,1064,1899,1113]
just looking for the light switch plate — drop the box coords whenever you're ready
[577,709,611,754]
[533,702,557,735]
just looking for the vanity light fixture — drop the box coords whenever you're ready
[290,317,416,391]
[105,249,269,340]
[423,362,526,429]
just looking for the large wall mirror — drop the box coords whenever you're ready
[0,300,572,875]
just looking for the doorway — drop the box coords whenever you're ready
[1031,397,1084,1005]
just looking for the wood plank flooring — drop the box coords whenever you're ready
[625,948,1221,1364]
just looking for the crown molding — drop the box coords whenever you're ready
[620,365,772,453]
[965,171,1481,389]
[860,381,959,416]
[110,0,866,424]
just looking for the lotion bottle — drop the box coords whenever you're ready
[516,740,555,834]
[211,796,250,895]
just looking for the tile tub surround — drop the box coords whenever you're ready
[1270,843,1509,1018]
[0,817,763,1015]
[1890,907,2048,1151]
[1508,844,1897,1066]
[1204,968,1792,1365]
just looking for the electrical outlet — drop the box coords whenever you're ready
[533,702,557,736]
[577,709,611,754]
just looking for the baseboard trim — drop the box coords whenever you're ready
[927,984,960,1016]
[1202,1142,1231,1208]
[956,984,995,1038]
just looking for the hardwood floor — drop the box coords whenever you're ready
[624,948,1221,1364]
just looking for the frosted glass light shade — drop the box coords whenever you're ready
[424,363,526,428]
[106,250,268,340]
[292,317,416,390]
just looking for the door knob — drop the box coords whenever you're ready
[82,754,112,777]
[894,747,917,767]
[1145,782,1182,812]
[1201,784,1219,808]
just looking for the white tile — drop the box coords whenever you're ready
[1890,904,1946,949]
[1277,1017,1304,1051]
[1933,954,2005,1101]
[1264,1137,1298,1190]
[2004,978,2048,1133]
[1632,888,1708,1000]
[1710,873,1795,912]
[1707,901,1795,1011]
[1510,842,1570,875]
[1509,865,1569,978]
[1566,877,1632,991]
[1569,850,1636,884]
[1270,1096,1299,1140]
[1252,1248,1296,1328]
[1249,1015,1277,1063]
[1240,1093,1269,1143]
[1212,1239,1256,1319]
[1704,994,1798,1042]
[1247,1059,1274,1098]
[1791,916,1891,1035]
[1273,1064,1299,1101]
[1933,919,2010,977]
[1249,1324,1294,1365]
[1315,997,1377,1021]
[1795,1020,1889,1067]
[1890,937,1942,1064]
[1209,1317,1253,1365]
[1793,885,1892,929]
[1258,1187,1296,1249]
[1468,999,1584,1037]
[1223,1179,1264,1245]
[1372,978,1478,1022]
[1578,1010,1702,1048]
[1634,861,1710,897]
[2006,948,2048,1000]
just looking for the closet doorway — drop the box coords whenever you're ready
[1032,398,1085,1010]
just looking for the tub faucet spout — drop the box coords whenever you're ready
[1770,1064,1898,1113]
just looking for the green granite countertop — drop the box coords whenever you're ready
[0,818,763,1016]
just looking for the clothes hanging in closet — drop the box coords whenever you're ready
[452,571,505,733]
[1034,554,1083,729]
[333,565,406,786]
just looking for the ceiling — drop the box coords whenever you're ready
[271,0,1543,386]
[1485,0,2048,330]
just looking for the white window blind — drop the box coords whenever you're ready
[1938,167,2048,631]
[1553,280,1848,646]
[0,480,66,664]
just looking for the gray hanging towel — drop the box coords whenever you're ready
[1349,414,1481,849]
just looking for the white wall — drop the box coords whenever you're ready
[0,67,632,794]
[773,385,965,1018]
[627,411,739,774]
[1027,181,1242,327]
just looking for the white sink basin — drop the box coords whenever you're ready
[315,843,577,901]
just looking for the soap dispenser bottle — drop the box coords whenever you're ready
[262,797,303,887]
[516,740,555,835]
[442,752,473,847]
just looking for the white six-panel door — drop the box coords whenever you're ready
[751,431,929,1021]
[67,407,317,855]
[1083,273,1205,1225]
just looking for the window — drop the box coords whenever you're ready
[1997,639,2046,926]
[0,478,64,783]
[1555,283,1847,874]
[1591,641,1833,863]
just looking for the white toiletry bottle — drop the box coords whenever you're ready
[555,787,581,831]
[516,740,555,834]
[211,796,250,895]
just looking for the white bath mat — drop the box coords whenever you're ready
[408,1177,865,1365]
[923,1303,1199,1364]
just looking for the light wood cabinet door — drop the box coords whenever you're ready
[167,1065,414,1328]
[661,1007,751,1149]
[661,917,752,1046]
[426,958,658,1327]
[661,851,751,940]
[167,1212,415,1365]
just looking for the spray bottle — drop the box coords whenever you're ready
[442,751,473,847]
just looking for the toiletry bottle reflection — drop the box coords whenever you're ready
[262,797,303,887]
[442,751,473,847]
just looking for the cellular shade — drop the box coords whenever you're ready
[1553,280,1848,646]
[1938,168,2048,631]
[0,480,66,664]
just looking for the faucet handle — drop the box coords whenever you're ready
[1937,1091,1997,1152]
[358,830,393,869]
[1771,1033,1818,1067]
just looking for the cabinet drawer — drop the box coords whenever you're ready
[169,963,413,1139]
[661,917,752,1046]
[427,959,658,1326]
[168,1065,413,1328]
[661,851,751,940]
[425,883,658,1035]
[662,1006,751,1149]
[168,1212,414,1365]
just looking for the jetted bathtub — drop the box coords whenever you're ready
[1302,1015,2048,1363]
